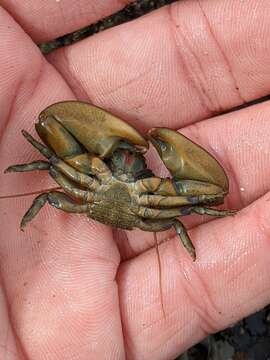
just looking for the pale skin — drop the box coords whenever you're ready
[0,1,270,359]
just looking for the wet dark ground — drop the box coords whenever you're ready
[40,0,178,54]
[40,1,270,359]
[179,305,270,360]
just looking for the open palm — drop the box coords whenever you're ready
[1,1,270,359]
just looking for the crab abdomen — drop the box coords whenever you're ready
[88,182,138,230]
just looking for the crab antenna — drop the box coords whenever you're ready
[0,187,61,200]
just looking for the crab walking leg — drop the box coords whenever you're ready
[137,193,224,208]
[22,124,115,185]
[63,154,112,183]
[21,130,53,159]
[183,206,236,217]
[5,161,50,173]
[137,218,174,232]
[173,219,196,260]
[49,167,94,202]
[135,207,188,219]
[88,156,112,183]
[20,193,48,229]
[48,192,88,213]
[20,191,88,229]
[137,218,195,260]
[135,177,177,195]
[136,178,225,197]
[50,156,99,190]
[136,204,235,219]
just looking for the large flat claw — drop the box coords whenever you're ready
[38,101,148,158]
[148,128,229,192]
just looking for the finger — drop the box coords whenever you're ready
[0,9,125,359]
[117,100,270,258]
[118,192,270,359]
[0,285,24,359]
[0,0,133,42]
[0,6,74,196]
[0,208,125,359]
[50,0,270,130]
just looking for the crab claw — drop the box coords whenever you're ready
[38,101,148,158]
[148,128,229,192]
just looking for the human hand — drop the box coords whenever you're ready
[1,1,270,359]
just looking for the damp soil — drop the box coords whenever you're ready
[40,1,270,359]
[178,305,270,360]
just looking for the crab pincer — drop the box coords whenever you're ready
[37,101,149,158]
[146,127,235,259]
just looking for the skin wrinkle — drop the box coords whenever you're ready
[49,48,90,102]
[0,274,26,359]
[0,24,44,144]
[175,265,222,335]
[57,1,67,29]
[189,268,224,332]
[48,329,122,357]
[116,275,133,360]
[121,231,166,262]
[254,198,270,252]
[0,35,39,141]
[117,267,152,358]
[225,260,259,290]
[113,229,130,259]
[242,287,270,314]
[0,344,17,359]
[99,63,154,99]
[140,324,190,360]
[117,307,128,360]
[0,301,15,359]
[1,326,9,359]
[118,318,130,360]
[168,1,246,118]
[196,0,245,103]
[129,309,191,356]
[167,5,212,117]
[165,327,203,359]
[218,136,245,209]
[168,6,220,115]
[123,283,203,359]
[24,58,45,107]
[88,0,100,19]
[0,77,22,144]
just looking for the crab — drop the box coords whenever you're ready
[5,101,235,260]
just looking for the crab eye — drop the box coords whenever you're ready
[155,139,167,152]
